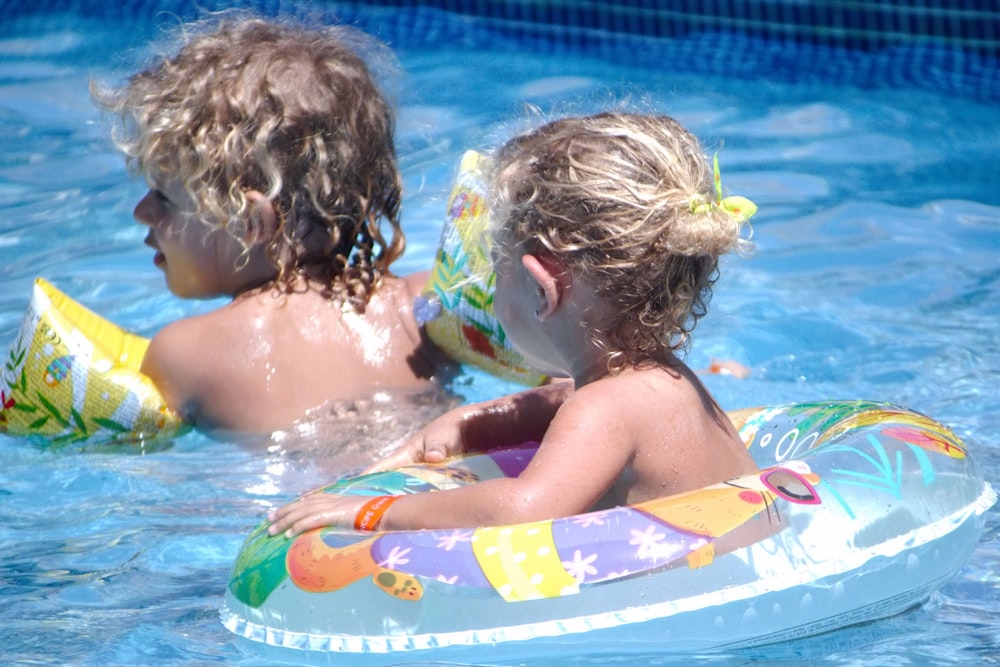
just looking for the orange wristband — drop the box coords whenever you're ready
[354,495,398,531]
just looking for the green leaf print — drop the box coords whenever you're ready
[35,392,69,427]
[228,524,292,608]
[91,417,130,433]
[28,415,49,429]
[70,407,87,435]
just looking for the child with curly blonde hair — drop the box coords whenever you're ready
[268,111,759,534]
[93,16,448,432]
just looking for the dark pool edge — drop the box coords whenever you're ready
[4,0,999,103]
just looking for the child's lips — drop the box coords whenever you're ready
[144,234,165,266]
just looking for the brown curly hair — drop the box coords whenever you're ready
[93,16,404,309]
[489,112,753,370]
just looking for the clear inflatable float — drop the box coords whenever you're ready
[221,400,995,665]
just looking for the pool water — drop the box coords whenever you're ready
[2,6,998,667]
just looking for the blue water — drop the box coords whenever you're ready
[2,7,999,667]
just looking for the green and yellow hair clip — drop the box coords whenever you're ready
[690,154,757,221]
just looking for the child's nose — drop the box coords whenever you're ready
[133,190,159,226]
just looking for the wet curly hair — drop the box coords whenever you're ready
[489,111,752,370]
[93,16,404,309]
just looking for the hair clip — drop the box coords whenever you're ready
[690,155,757,221]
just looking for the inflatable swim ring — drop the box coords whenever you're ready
[416,150,547,387]
[221,400,995,664]
[0,278,185,445]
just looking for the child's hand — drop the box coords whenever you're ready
[366,384,571,474]
[267,492,367,538]
[365,410,467,473]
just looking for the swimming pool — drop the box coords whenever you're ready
[1,1,998,665]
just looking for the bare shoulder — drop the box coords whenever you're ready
[559,364,734,452]
[144,312,221,376]
[140,311,234,417]
[400,270,430,298]
[545,371,670,441]
[353,275,424,331]
[146,304,259,370]
[556,378,625,422]
[569,366,689,417]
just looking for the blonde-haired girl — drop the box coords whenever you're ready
[269,112,758,533]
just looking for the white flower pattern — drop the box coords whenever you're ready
[572,511,610,528]
[377,545,412,570]
[436,530,474,551]
[562,550,599,582]
[629,525,667,560]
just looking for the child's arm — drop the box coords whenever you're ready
[268,382,630,535]
[367,380,573,471]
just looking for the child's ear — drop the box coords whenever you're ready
[521,253,568,321]
[245,190,277,244]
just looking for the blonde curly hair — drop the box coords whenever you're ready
[489,112,752,370]
[93,16,404,309]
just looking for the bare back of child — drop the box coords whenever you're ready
[268,111,759,536]
[94,17,448,433]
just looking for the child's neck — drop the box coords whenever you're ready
[571,357,613,387]
[571,344,683,388]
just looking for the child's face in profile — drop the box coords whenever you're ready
[133,173,253,299]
